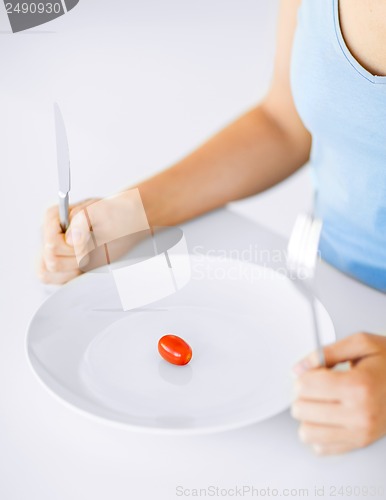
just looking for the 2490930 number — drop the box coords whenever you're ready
[5,3,62,14]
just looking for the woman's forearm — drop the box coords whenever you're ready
[135,103,311,227]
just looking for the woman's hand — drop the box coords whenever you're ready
[38,198,100,284]
[291,332,386,455]
[38,189,151,285]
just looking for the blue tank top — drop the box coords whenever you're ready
[291,0,386,292]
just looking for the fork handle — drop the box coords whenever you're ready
[310,295,326,367]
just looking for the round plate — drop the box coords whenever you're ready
[27,256,335,434]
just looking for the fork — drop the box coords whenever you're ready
[286,213,326,368]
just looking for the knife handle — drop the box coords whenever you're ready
[59,191,69,233]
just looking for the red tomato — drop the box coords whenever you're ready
[158,335,192,366]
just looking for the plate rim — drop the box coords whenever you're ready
[25,256,336,434]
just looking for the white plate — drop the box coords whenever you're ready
[27,256,335,434]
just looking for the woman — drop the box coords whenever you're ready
[39,0,386,454]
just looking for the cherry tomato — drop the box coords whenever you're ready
[158,335,192,366]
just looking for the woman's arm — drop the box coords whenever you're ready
[137,0,310,226]
[39,0,309,284]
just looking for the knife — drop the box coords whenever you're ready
[54,103,71,233]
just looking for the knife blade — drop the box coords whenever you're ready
[54,103,71,233]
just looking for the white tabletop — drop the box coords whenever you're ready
[1,209,386,500]
[1,1,386,498]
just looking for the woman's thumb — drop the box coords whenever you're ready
[293,332,377,376]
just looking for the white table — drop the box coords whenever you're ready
[1,208,386,500]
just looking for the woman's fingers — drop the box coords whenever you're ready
[292,334,386,454]
[294,368,348,401]
[38,254,81,284]
[40,269,81,285]
[298,421,374,452]
[291,400,350,426]
[40,194,146,284]
[298,422,350,446]
[43,205,75,257]
[312,443,356,456]
[44,232,76,258]
[39,200,99,284]
[44,200,97,254]
[43,255,80,273]
[293,332,381,375]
